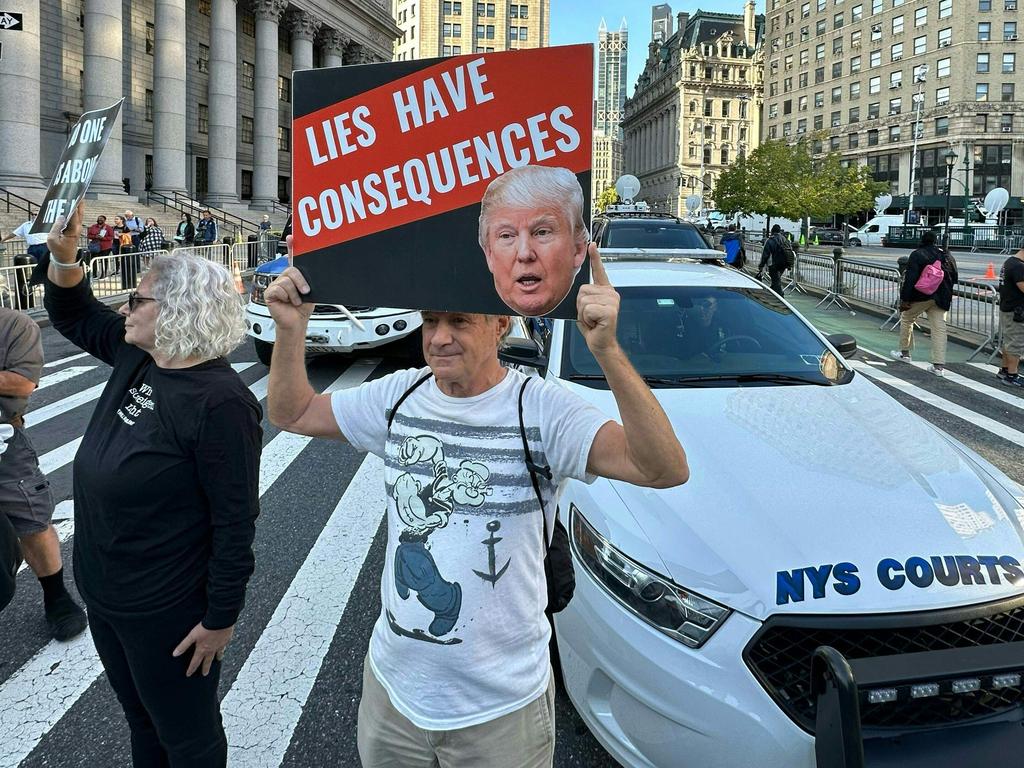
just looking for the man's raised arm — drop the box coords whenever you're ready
[264,247,346,440]
[577,245,689,489]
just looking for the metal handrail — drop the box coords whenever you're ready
[146,191,259,239]
[170,191,261,236]
[0,188,39,218]
[270,200,290,215]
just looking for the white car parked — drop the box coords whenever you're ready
[502,258,1024,767]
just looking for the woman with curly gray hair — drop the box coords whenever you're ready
[42,203,262,768]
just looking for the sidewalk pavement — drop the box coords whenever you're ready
[787,292,976,364]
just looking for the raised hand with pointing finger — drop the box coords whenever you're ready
[576,243,621,357]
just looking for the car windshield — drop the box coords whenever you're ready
[602,222,710,250]
[562,286,851,388]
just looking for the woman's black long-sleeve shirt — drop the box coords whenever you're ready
[44,279,262,629]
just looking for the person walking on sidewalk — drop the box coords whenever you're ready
[996,246,1024,386]
[720,225,746,269]
[757,224,795,294]
[0,307,87,640]
[890,231,959,376]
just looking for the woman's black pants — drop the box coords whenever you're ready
[88,600,227,768]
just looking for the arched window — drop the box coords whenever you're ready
[689,100,698,114]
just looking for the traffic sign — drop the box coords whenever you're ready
[0,12,23,30]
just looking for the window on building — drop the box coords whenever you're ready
[830,110,841,126]
[870,24,882,42]
[1005,22,1018,40]
[978,53,991,73]
[973,144,1012,193]
[722,126,731,140]
[815,114,824,129]
[891,42,903,60]
[802,1,811,16]
[934,116,949,135]
[869,75,881,93]
[939,0,952,17]
[937,57,951,77]
[834,12,844,29]
[892,15,904,35]
[851,29,862,47]
[914,7,927,26]
[890,71,903,88]
[145,22,154,55]
[849,105,861,121]
[800,72,809,87]
[816,43,825,60]
[936,86,950,104]
[1002,83,1016,101]
[870,50,881,67]
[1003,53,1016,73]
[278,76,291,103]
[938,28,952,47]
[852,4,863,21]
[913,35,926,55]
[704,146,714,164]
[278,126,290,152]
[145,89,153,122]
[889,97,902,114]
[979,22,992,40]
[979,0,991,8]
[868,101,880,118]
[241,170,253,200]
[704,100,713,116]
[848,57,861,75]
[815,90,825,107]
[975,113,989,131]
[198,0,210,14]
[769,103,779,118]
[240,10,255,36]
[832,85,842,102]
[833,37,843,54]
[871,0,882,12]
[850,81,861,98]
[477,2,496,16]
[241,116,254,144]
[830,136,841,151]
[198,43,209,73]
[784,98,793,115]
[242,61,255,90]
[721,147,730,164]
[197,103,209,134]
[977,82,990,100]
[722,100,731,117]
[868,128,879,145]
[867,153,900,192]
[815,67,825,83]
[817,19,827,35]
[832,61,843,78]
[518,26,528,41]
[1001,113,1015,131]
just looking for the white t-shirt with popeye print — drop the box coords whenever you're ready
[332,366,610,730]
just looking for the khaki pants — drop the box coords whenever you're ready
[898,299,948,365]
[357,656,555,768]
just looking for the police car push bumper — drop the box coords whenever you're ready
[245,303,418,352]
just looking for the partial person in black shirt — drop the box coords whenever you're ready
[43,203,262,768]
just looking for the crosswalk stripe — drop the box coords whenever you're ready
[223,454,386,765]
[43,351,91,369]
[36,366,96,391]
[258,358,380,496]
[26,382,106,428]
[852,361,1024,448]
[968,362,1002,374]
[0,360,375,766]
[859,349,1024,412]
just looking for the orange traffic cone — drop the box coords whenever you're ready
[232,261,245,294]
[983,262,997,280]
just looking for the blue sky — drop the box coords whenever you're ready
[550,1,704,96]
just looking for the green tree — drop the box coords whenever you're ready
[595,186,620,212]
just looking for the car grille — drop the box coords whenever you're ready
[744,599,1024,733]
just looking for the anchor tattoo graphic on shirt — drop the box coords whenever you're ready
[389,434,498,643]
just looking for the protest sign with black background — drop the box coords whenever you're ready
[292,45,592,318]
[30,99,123,235]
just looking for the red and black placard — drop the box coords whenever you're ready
[292,44,592,318]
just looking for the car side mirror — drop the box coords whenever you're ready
[827,333,858,359]
[499,337,548,371]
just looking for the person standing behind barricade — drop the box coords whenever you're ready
[996,246,1024,387]
[720,225,746,269]
[2,220,53,287]
[0,307,88,639]
[140,217,166,255]
[124,209,144,250]
[174,213,196,248]
[890,230,959,376]
[118,221,141,291]
[757,224,794,294]
[43,202,262,768]
[200,211,219,246]
[110,215,126,256]
[87,215,114,258]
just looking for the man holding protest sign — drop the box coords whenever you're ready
[265,240,688,766]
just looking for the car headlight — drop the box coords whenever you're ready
[570,503,730,648]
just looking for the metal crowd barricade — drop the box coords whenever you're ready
[948,279,1000,360]
[1001,233,1024,255]
[831,258,903,328]
[0,264,40,310]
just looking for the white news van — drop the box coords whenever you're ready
[848,215,906,247]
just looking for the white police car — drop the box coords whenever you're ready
[502,256,1024,767]
[245,256,422,365]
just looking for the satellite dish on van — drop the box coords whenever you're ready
[615,175,641,203]
[983,187,1010,216]
[874,194,893,213]
[685,194,703,213]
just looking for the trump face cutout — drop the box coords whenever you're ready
[479,166,589,317]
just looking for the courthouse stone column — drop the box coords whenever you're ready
[152,0,187,193]
[321,30,350,69]
[206,0,239,205]
[252,0,288,210]
[289,11,321,72]
[84,0,124,194]
[0,1,41,187]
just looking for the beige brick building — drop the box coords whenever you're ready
[621,4,764,216]
[762,0,1024,223]
[393,0,549,61]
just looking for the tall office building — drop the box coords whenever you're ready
[762,0,1024,223]
[622,3,764,215]
[593,18,628,203]
[394,0,550,61]
[652,4,674,43]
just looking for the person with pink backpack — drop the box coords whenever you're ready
[890,230,959,375]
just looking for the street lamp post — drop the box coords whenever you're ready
[942,149,957,248]
[905,65,928,225]
[961,152,972,237]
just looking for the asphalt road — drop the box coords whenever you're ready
[2,319,1022,768]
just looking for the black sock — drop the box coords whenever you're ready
[38,568,70,608]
